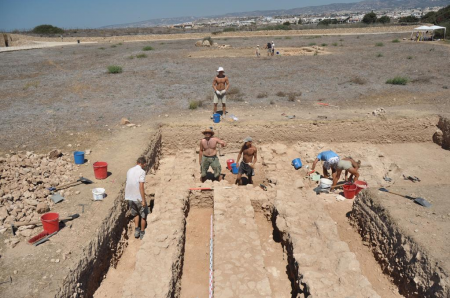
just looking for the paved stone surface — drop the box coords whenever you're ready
[122,150,196,298]
[213,185,272,298]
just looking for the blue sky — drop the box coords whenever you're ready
[0,0,361,30]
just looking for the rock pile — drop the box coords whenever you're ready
[0,150,77,236]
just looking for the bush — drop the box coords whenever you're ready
[386,76,408,85]
[99,47,105,50]
[276,91,286,97]
[107,65,123,74]
[189,100,203,109]
[392,39,400,43]
[127,55,134,59]
[375,42,384,47]
[350,77,367,85]
[332,42,338,46]
[362,12,377,24]
[308,42,316,46]
[136,53,147,58]
[321,43,328,47]
[283,21,291,26]
[257,92,268,98]
[111,45,117,48]
[227,87,241,95]
[318,19,338,26]
[377,53,383,57]
[142,46,154,51]
[378,16,391,24]
[288,94,296,102]
[259,24,291,31]
[407,56,413,59]
[399,16,419,23]
[223,27,236,32]
[32,24,64,35]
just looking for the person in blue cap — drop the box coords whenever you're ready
[310,150,340,179]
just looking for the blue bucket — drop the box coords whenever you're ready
[292,158,302,170]
[74,151,85,165]
[231,163,239,174]
[213,113,221,123]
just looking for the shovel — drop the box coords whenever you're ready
[378,188,432,208]
[47,177,93,192]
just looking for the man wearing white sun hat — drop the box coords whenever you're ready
[212,66,230,118]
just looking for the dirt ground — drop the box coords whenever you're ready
[0,26,450,297]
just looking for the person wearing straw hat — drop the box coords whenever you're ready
[235,137,258,185]
[212,67,230,119]
[199,128,226,182]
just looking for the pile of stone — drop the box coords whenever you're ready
[0,150,77,236]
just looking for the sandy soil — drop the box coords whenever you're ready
[1,27,450,298]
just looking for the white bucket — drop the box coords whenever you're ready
[319,178,333,189]
[92,188,105,201]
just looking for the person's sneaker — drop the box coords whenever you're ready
[139,230,145,240]
[134,227,140,238]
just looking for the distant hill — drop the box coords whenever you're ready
[101,0,450,28]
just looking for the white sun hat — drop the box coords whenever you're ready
[217,67,224,72]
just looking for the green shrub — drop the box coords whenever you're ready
[107,65,123,74]
[321,43,328,47]
[189,100,203,109]
[332,42,338,46]
[399,16,419,23]
[392,39,400,43]
[118,42,123,45]
[386,76,408,85]
[362,12,377,24]
[99,47,105,50]
[142,46,154,51]
[375,42,384,47]
[378,16,391,24]
[407,56,413,59]
[308,42,316,46]
[32,24,64,35]
[136,53,147,58]
[377,53,383,57]
[223,27,236,32]
[111,45,117,48]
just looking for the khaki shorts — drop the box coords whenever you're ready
[213,92,226,104]
[201,155,221,178]
[128,200,148,218]
[337,160,352,170]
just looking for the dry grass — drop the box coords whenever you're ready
[276,91,286,97]
[23,81,39,90]
[189,100,203,109]
[349,76,367,85]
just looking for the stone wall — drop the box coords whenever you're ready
[433,116,450,150]
[351,190,450,297]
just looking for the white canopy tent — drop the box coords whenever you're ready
[411,25,447,40]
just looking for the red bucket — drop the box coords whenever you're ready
[93,161,108,179]
[41,212,59,233]
[227,159,235,170]
[354,180,368,195]
[343,183,358,199]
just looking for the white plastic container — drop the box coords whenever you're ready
[319,178,333,189]
[92,188,105,201]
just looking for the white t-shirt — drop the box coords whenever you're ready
[125,165,145,201]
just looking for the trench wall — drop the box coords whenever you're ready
[162,116,438,153]
[351,190,450,298]
[433,116,450,150]
[56,131,162,297]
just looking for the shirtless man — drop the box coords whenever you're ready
[212,67,230,118]
[199,128,226,182]
[235,137,258,185]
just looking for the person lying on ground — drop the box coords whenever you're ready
[235,137,258,185]
[311,150,340,179]
[199,128,226,183]
[331,157,361,189]
[212,67,230,119]
[125,156,148,240]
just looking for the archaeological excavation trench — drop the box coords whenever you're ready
[62,116,450,298]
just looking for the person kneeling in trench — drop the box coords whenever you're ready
[236,137,258,185]
[125,156,148,240]
[199,128,226,182]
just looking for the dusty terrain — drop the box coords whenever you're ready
[0,26,450,298]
